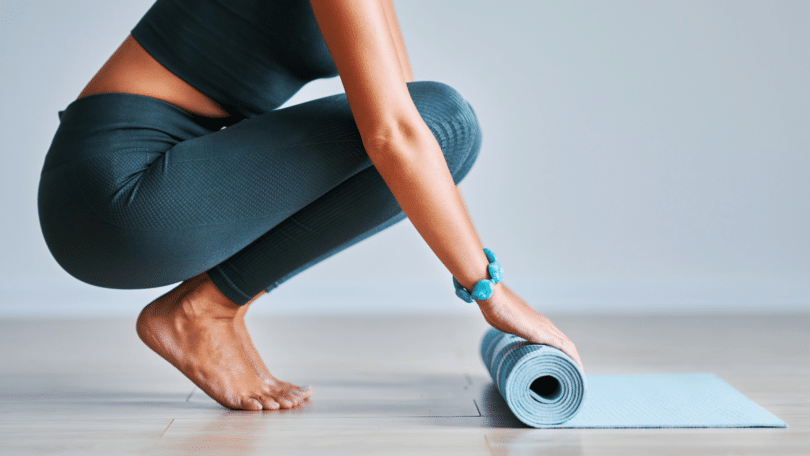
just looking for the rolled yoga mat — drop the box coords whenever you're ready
[481,328,788,428]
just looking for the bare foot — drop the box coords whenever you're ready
[136,272,313,410]
[477,283,584,371]
[233,291,314,402]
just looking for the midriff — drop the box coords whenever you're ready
[77,34,233,119]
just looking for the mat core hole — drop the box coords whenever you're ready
[530,375,562,401]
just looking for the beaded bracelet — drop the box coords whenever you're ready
[452,248,504,303]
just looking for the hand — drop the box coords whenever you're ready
[477,283,584,371]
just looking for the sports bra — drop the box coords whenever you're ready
[130,0,340,120]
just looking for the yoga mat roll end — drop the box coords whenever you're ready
[481,327,587,427]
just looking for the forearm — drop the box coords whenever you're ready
[380,0,414,83]
[367,130,491,293]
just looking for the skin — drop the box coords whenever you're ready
[78,0,582,411]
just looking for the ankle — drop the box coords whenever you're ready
[177,273,241,318]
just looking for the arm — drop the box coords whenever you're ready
[310,0,584,369]
[380,0,414,83]
[309,0,491,294]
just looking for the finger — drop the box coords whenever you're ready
[569,348,585,371]
[565,343,581,363]
[548,328,569,344]
[557,340,580,364]
[550,334,568,349]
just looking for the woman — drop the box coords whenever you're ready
[37,0,582,411]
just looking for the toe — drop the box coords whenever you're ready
[241,397,263,411]
[293,386,314,400]
[293,384,313,394]
[259,397,280,410]
[276,395,294,408]
[284,392,303,407]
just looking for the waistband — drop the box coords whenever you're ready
[44,92,245,173]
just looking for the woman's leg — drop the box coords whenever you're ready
[207,91,482,305]
[224,102,481,386]
[40,80,482,410]
[40,81,480,294]
[140,80,481,410]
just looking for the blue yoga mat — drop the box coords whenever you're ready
[481,328,787,428]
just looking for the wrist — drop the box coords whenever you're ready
[452,248,503,303]
[475,280,505,307]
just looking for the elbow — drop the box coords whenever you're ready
[362,118,435,161]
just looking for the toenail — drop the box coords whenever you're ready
[263,400,279,409]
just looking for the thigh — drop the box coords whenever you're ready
[39,80,480,289]
[129,80,478,231]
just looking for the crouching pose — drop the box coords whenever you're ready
[37,0,582,410]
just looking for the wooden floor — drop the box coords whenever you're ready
[0,311,806,455]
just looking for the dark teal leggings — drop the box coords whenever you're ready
[37,81,482,305]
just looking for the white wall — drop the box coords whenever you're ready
[1,0,807,317]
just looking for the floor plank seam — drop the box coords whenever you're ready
[473,399,482,417]
[159,418,174,438]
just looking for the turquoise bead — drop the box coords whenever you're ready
[455,288,473,303]
[453,276,474,302]
[452,248,503,303]
[471,279,495,300]
[488,262,503,283]
[484,248,498,263]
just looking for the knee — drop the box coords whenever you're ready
[406,81,482,179]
